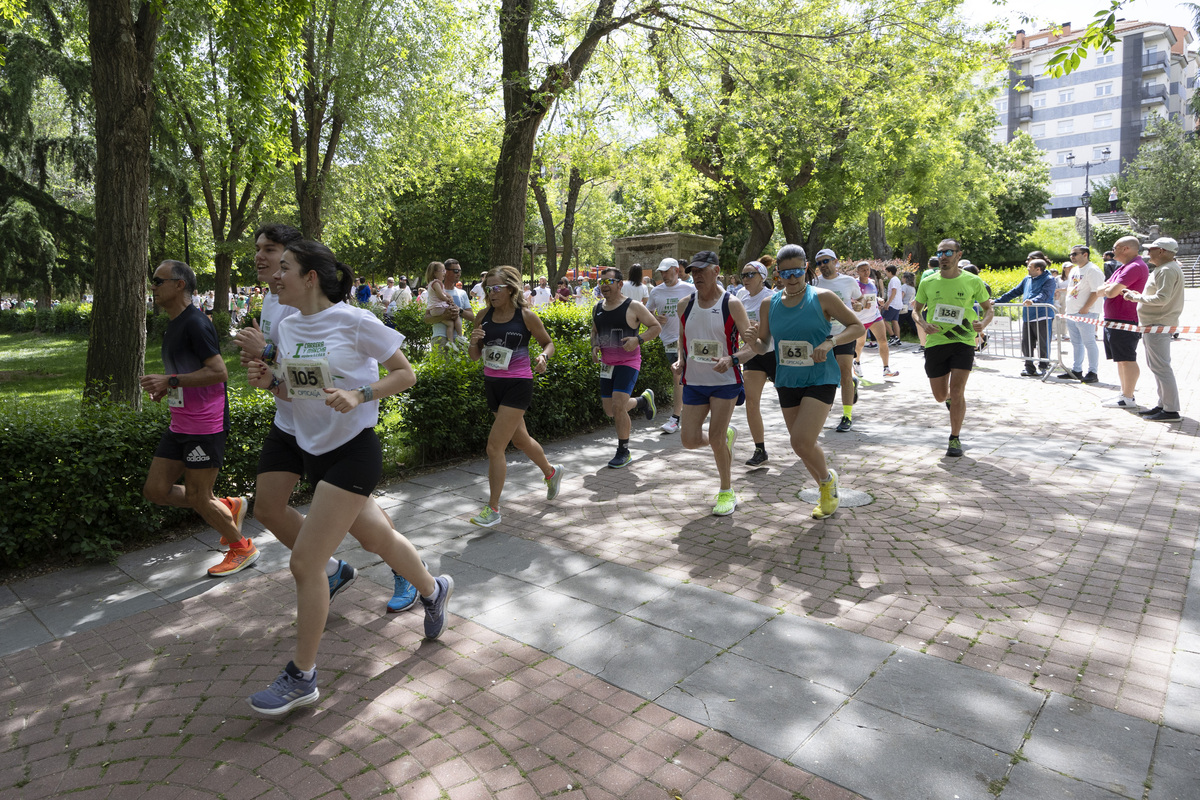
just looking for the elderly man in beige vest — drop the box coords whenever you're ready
[1125,237,1185,422]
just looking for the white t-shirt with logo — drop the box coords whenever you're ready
[735,286,776,351]
[647,281,697,346]
[260,290,300,434]
[886,276,904,309]
[275,303,405,455]
[812,273,862,335]
[1064,262,1105,315]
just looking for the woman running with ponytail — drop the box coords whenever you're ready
[245,240,451,717]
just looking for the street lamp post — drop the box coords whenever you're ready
[1066,147,1111,249]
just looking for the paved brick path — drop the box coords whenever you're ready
[3,297,1199,799]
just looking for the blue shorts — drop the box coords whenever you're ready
[600,364,640,398]
[683,383,745,406]
[882,307,901,322]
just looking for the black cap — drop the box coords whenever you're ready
[685,250,720,272]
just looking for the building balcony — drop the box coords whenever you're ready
[1140,84,1168,104]
[1142,51,1169,72]
[1013,73,1034,91]
[1015,106,1033,121]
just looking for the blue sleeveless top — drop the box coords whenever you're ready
[769,285,840,388]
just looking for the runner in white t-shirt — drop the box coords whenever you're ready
[811,249,863,432]
[646,258,696,433]
[853,262,896,379]
[244,239,451,718]
[734,260,776,465]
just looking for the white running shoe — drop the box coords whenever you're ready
[661,416,680,434]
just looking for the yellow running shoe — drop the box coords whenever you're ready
[208,540,259,577]
[811,469,839,519]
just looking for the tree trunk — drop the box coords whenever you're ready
[867,210,889,260]
[490,114,541,268]
[804,201,842,258]
[903,211,927,264]
[555,166,583,284]
[737,208,774,267]
[530,161,558,278]
[83,0,160,408]
[779,207,803,244]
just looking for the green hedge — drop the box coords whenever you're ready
[0,301,673,568]
[0,392,275,567]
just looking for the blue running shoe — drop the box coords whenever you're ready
[422,575,454,640]
[248,661,319,717]
[387,571,418,613]
[328,560,356,600]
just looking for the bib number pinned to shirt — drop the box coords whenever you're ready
[779,340,814,367]
[599,362,614,379]
[932,304,966,326]
[691,339,721,364]
[285,358,332,400]
[166,386,184,408]
[483,345,514,371]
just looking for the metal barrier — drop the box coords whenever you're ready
[981,303,1065,381]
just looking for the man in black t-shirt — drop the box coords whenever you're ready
[141,260,257,577]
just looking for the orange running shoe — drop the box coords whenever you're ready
[222,495,249,534]
[208,539,259,577]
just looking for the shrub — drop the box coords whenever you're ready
[0,392,276,569]
[1091,223,1135,255]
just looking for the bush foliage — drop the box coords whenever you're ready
[1,299,672,567]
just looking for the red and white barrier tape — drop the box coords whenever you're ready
[1058,314,1199,334]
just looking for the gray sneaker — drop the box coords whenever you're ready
[544,465,566,501]
[422,575,454,640]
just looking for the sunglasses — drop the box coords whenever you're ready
[779,268,805,280]
[486,285,507,293]
[740,271,760,279]
[935,249,959,257]
[149,277,174,286]
[815,259,833,267]
[598,278,619,286]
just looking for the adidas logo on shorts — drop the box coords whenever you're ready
[185,446,209,463]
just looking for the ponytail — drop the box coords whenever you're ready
[335,261,355,303]
[286,240,355,304]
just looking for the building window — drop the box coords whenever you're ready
[1093,113,1112,129]
[995,98,1009,113]
[1031,123,1046,137]
[1057,119,1074,134]
[1096,83,1113,97]
[1093,146,1111,160]
[1033,94,1047,108]
[1059,89,1074,103]
[1057,151,1073,165]
[1096,52,1114,65]
[1055,181,1074,196]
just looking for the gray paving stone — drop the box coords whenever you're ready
[628,581,776,649]
[657,651,846,761]
[409,555,538,618]
[1161,683,1200,736]
[792,699,1010,800]
[1148,727,1200,800]
[116,540,223,591]
[0,610,53,657]
[383,503,450,533]
[729,613,894,694]
[0,585,21,620]
[855,650,1045,752]
[991,435,1080,466]
[549,561,677,613]
[404,468,488,492]
[1023,694,1157,797]
[8,563,133,608]
[31,584,167,638]
[406,488,482,516]
[555,615,720,701]
[1067,444,1156,477]
[1001,761,1134,799]
[445,530,603,587]
[1168,650,1200,688]
[471,587,619,652]
[1150,452,1200,483]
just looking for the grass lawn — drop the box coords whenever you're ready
[0,332,254,415]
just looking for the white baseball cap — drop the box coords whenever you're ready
[657,258,680,271]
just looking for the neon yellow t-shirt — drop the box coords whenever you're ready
[914,271,989,348]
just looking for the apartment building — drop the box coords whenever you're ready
[997,20,1197,216]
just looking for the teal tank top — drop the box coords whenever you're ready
[769,285,841,388]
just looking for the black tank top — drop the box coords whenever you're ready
[592,298,638,349]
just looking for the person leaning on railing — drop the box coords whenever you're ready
[997,257,1056,377]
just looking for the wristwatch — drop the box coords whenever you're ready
[168,375,180,388]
